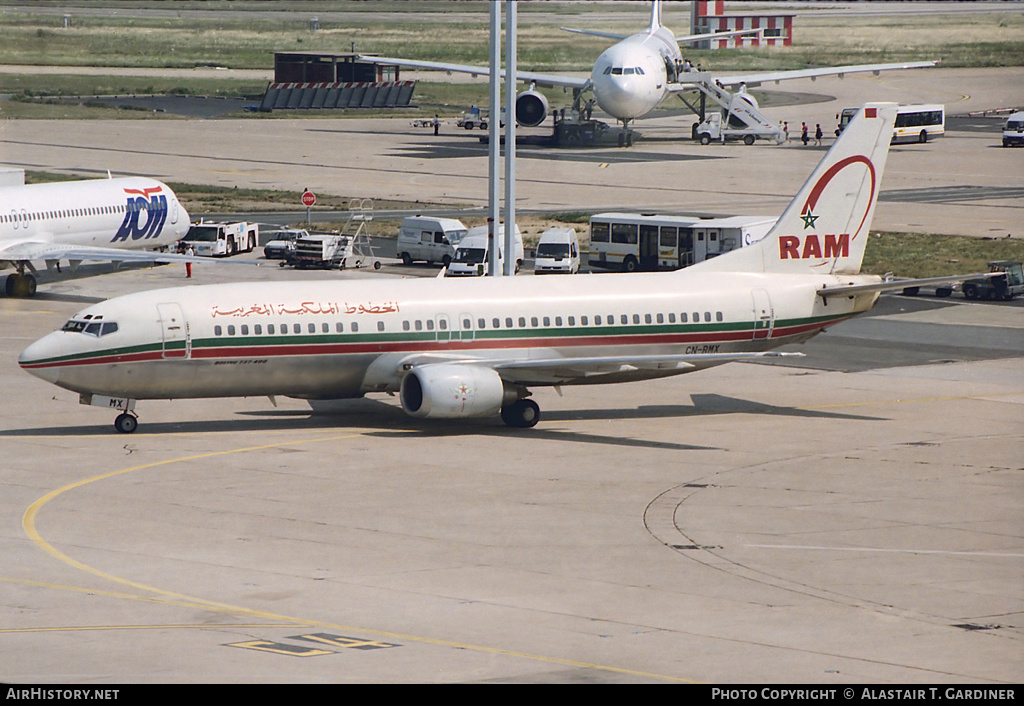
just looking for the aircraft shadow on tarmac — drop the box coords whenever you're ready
[0,393,882,446]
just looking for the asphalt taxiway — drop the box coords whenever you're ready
[1,260,1021,683]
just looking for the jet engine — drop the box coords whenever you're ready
[515,90,549,128]
[400,364,514,419]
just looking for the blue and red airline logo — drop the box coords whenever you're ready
[111,185,168,242]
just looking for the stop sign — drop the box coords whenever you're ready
[301,190,316,207]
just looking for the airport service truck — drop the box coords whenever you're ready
[289,233,382,270]
[291,233,351,269]
[694,112,783,146]
[961,261,1024,301]
[183,221,258,257]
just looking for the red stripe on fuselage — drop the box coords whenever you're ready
[23,316,851,370]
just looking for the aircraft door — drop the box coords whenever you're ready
[751,289,774,340]
[157,302,190,358]
[694,229,708,263]
[678,228,694,268]
[639,225,659,270]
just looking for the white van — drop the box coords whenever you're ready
[446,223,524,277]
[396,216,468,266]
[1003,111,1024,148]
[534,227,580,274]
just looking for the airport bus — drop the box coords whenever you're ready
[587,213,704,272]
[839,104,944,144]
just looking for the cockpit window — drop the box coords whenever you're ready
[606,67,643,76]
[62,319,118,337]
[62,320,87,333]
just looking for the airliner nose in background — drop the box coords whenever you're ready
[0,175,192,297]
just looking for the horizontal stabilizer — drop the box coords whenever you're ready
[559,27,627,41]
[816,272,996,299]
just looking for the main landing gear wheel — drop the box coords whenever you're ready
[114,412,138,434]
[5,273,37,297]
[500,399,540,428]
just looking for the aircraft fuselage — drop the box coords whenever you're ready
[0,177,189,263]
[19,271,877,402]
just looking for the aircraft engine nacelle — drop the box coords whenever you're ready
[515,90,549,128]
[400,364,512,419]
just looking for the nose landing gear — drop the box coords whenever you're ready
[114,412,139,434]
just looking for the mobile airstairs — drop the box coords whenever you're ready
[673,71,785,145]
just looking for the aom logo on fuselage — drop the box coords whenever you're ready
[111,186,168,242]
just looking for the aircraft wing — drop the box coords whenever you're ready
[714,60,937,89]
[404,351,803,387]
[356,54,591,91]
[491,351,803,384]
[0,240,255,267]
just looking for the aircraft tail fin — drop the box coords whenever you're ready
[650,0,664,31]
[691,102,898,276]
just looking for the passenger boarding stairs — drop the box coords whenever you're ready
[672,71,784,144]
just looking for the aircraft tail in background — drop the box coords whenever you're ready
[650,0,664,31]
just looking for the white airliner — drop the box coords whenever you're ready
[19,103,986,434]
[0,176,192,297]
[358,1,935,134]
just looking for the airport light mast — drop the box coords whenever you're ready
[487,0,518,277]
[488,2,500,277]
[503,0,517,277]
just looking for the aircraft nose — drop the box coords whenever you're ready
[19,333,65,385]
[596,78,635,119]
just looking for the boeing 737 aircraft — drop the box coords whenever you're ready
[19,103,987,434]
[0,175,192,297]
[358,1,934,136]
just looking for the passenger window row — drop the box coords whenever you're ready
[4,204,124,224]
[212,311,725,338]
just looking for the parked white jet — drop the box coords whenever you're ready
[358,1,934,134]
[0,176,192,297]
[20,103,986,434]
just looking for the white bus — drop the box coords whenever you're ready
[588,213,700,272]
[587,213,773,272]
[839,104,944,144]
